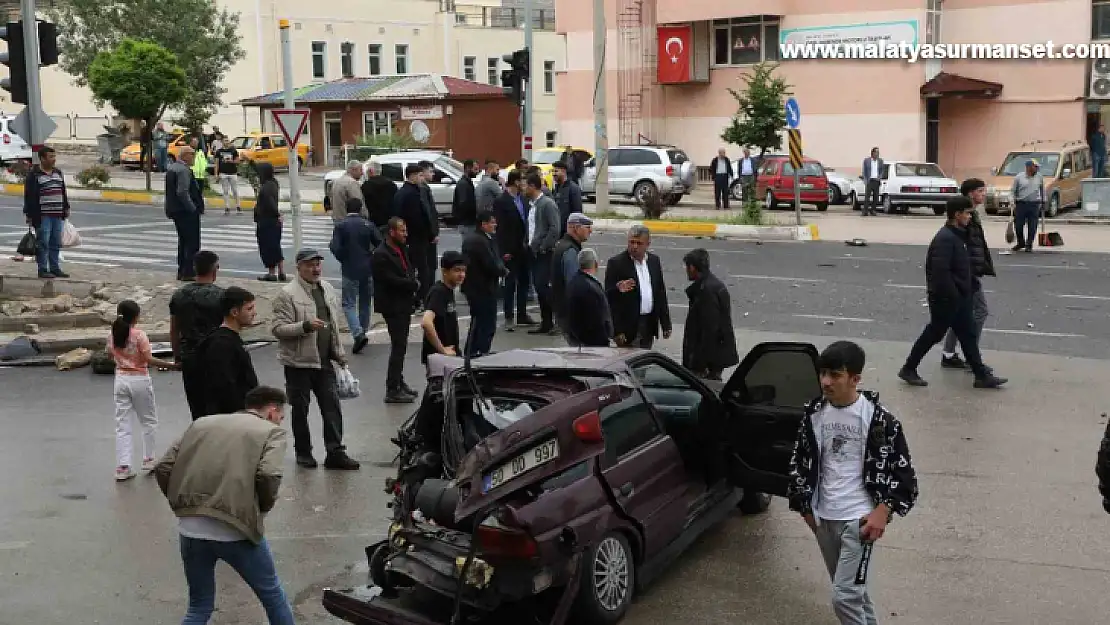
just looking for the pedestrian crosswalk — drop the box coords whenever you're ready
[1,215,340,276]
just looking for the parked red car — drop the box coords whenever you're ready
[755,155,830,211]
[323,343,820,625]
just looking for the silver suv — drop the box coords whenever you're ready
[324,150,471,218]
[580,144,697,205]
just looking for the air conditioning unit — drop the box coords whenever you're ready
[1090,58,1110,99]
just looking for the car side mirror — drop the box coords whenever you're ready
[747,384,776,405]
[990,166,999,175]
[1061,168,1071,177]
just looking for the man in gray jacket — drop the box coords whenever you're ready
[526,172,561,333]
[476,159,502,214]
[271,248,359,470]
[165,147,202,280]
[329,160,366,222]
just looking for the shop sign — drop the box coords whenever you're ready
[780,20,919,50]
[400,105,444,120]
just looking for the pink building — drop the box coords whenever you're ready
[556,0,1103,181]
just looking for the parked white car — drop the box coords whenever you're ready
[324,150,466,218]
[848,161,960,215]
[0,114,32,165]
[824,168,854,205]
[580,144,697,205]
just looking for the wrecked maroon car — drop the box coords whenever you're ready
[323,343,819,625]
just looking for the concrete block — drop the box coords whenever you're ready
[0,275,99,299]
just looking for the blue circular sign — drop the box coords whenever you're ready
[785,98,801,129]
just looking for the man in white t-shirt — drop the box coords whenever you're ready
[788,341,918,625]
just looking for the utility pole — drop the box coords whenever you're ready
[279,20,303,254]
[522,0,534,161]
[21,0,42,164]
[592,0,609,211]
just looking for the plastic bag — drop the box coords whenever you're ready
[16,227,36,256]
[55,347,92,371]
[61,220,81,248]
[1004,220,1015,244]
[336,365,360,399]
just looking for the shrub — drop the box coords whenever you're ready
[6,159,30,183]
[739,193,763,225]
[238,160,260,193]
[637,185,668,219]
[76,164,112,188]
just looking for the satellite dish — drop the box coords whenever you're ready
[409,120,430,144]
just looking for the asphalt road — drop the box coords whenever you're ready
[3,328,1110,624]
[4,198,1109,361]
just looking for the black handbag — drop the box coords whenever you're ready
[16,227,35,256]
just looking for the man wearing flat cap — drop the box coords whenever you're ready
[271,248,360,470]
[1010,159,1044,252]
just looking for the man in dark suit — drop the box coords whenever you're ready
[709,147,734,210]
[604,225,671,349]
[371,217,421,403]
[452,158,479,234]
[565,248,613,347]
[681,248,738,380]
[391,164,433,310]
[861,147,884,216]
[461,212,506,357]
[493,170,537,330]
[361,158,397,229]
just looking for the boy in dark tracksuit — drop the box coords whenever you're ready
[198,286,258,415]
[788,341,918,625]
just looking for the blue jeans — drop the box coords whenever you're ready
[465,293,498,357]
[35,215,63,274]
[155,146,169,172]
[179,535,294,625]
[1094,152,1106,178]
[341,275,372,338]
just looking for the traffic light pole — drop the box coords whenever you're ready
[522,0,533,161]
[21,0,43,163]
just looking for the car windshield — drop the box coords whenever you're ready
[894,163,945,177]
[532,149,564,165]
[229,137,254,149]
[998,152,1059,176]
[435,155,464,173]
[783,162,824,176]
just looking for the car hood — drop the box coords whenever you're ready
[986,174,1056,192]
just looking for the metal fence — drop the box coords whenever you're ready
[45,113,117,143]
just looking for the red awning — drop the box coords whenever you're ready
[921,72,1002,99]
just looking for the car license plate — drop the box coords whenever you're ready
[800,183,814,189]
[924,187,938,193]
[482,439,560,493]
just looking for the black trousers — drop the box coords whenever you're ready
[713,174,730,208]
[532,251,554,327]
[180,356,208,420]
[284,365,345,457]
[904,296,988,378]
[384,314,410,390]
[634,315,655,349]
[863,179,881,214]
[172,211,201,278]
[409,241,436,305]
[466,293,498,357]
[502,251,531,320]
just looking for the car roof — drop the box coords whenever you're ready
[1010,140,1087,153]
[376,150,447,161]
[426,347,643,378]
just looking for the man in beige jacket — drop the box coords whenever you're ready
[329,160,367,222]
[271,248,359,470]
[154,385,295,625]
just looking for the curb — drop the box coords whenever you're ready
[590,218,819,241]
[0,183,328,214]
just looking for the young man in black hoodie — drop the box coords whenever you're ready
[199,286,259,415]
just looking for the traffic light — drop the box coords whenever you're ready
[38,21,58,67]
[0,22,27,105]
[500,48,530,106]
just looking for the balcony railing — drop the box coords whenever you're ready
[451,5,556,30]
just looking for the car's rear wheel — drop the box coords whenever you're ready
[849,191,859,211]
[574,531,635,624]
[932,205,945,216]
[738,489,772,514]
[829,185,842,205]
[730,180,744,201]
[633,180,656,205]
[882,194,893,214]
[1047,192,1060,218]
[815,202,829,212]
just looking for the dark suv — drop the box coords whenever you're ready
[323,343,819,625]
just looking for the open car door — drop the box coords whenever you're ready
[453,384,624,521]
[718,342,820,497]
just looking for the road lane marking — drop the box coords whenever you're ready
[983,329,1085,338]
[835,256,908,263]
[1051,293,1110,301]
[1000,263,1090,270]
[793,314,874,323]
[730,274,826,283]
[884,283,923,289]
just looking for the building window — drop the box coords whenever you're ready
[487,57,499,85]
[341,42,354,78]
[543,60,555,93]
[311,41,326,79]
[363,111,397,136]
[368,44,382,75]
[545,131,557,147]
[463,56,476,81]
[926,0,942,46]
[713,17,779,66]
[1096,1,1110,40]
[396,44,409,74]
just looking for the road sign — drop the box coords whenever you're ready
[10,106,54,146]
[271,109,309,147]
[523,135,532,150]
[788,129,803,169]
[785,97,800,129]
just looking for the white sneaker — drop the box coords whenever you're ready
[115,466,135,481]
[141,457,156,473]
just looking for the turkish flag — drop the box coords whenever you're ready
[657,25,692,84]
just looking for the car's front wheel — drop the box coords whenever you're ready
[829,185,843,205]
[849,191,859,211]
[574,532,635,624]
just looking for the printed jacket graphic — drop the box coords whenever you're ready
[787,390,919,518]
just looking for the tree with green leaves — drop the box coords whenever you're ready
[49,0,245,136]
[721,63,793,157]
[88,39,187,190]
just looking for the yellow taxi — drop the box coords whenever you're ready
[119,130,190,170]
[508,145,593,189]
[229,132,312,170]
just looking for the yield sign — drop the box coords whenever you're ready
[271,109,310,146]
